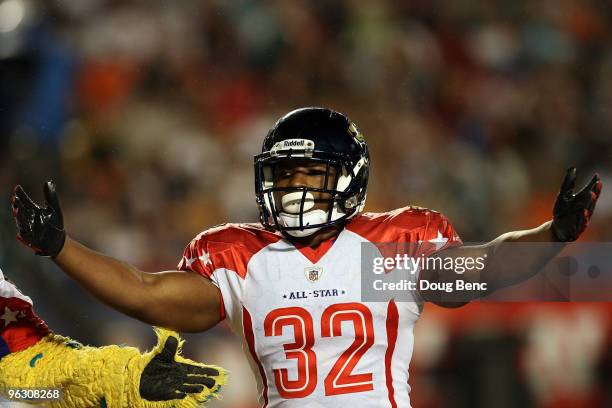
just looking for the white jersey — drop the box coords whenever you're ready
[178,206,461,408]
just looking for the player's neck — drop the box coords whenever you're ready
[286,226,342,249]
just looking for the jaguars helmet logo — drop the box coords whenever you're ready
[348,122,365,142]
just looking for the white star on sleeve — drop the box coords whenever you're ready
[184,250,212,268]
[198,250,212,266]
[1,307,19,327]
[185,256,196,268]
[428,231,449,250]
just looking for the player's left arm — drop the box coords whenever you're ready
[420,168,602,307]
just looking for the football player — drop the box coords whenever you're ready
[11,107,602,407]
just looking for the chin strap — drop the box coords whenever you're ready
[277,189,362,237]
[279,211,326,237]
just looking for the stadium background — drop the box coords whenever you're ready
[1,0,612,407]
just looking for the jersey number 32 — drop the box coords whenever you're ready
[264,303,375,398]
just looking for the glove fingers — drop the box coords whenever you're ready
[195,377,216,389]
[559,167,577,196]
[178,384,205,394]
[591,174,603,199]
[43,181,62,213]
[11,197,21,221]
[578,209,589,236]
[158,336,179,362]
[172,391,187,400]
[10,184,65,257]
[586,198,595,214]
[576,174,600,197]
[12,195,34,229]
[12,194,30,214]
[576,174,602,213]
[587,187,599,214]
[13,185,38,210]
[185,364,219,377]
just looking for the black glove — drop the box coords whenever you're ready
[139,336,219,401]
[11,181,66,257]
[552,168,603,242]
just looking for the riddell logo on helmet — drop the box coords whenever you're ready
[283,139,308,147]
[270,139,315,156]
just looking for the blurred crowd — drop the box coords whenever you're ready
[2,0,612,407]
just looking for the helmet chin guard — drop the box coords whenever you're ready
[277,191,324,237]
[254,107,369,236]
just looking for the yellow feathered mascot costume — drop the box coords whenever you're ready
[0,266,227,407]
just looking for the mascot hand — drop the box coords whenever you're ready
[140,336,219,401]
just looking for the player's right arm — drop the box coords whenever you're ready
[419,168,602,307]
[11,182,222,333]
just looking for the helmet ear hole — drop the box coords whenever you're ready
[344,195,358,210]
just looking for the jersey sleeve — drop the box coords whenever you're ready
[420,210,463,254]
[177,235,217,280]
[177,225,262,327]
[394,208,463,309]
[348,205,463,262]
[377,206,463,277]
[376,206,463,252]
[177,235,227,321]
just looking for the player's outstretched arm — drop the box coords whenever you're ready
[420,168,603,307]
[11,182,222,333]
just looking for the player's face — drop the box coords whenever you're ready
[272,159,337,212]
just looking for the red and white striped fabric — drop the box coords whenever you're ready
[0,268,50,359]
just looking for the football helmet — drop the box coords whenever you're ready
[254,107,369,237]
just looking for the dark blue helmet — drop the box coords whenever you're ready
[254,107,369,236]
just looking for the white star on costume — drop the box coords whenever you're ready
[185,251,212,268]
[428,231,449,250]
[1,307,19,327]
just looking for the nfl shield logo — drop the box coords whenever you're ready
[305,266,323,282]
